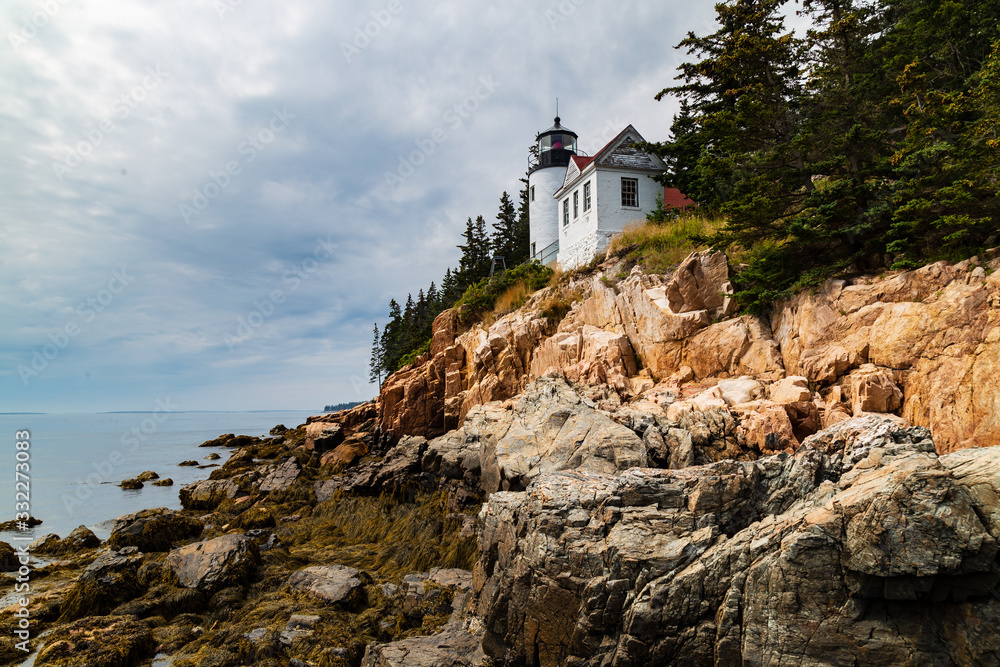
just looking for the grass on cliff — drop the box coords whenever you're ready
[608,212,724,275]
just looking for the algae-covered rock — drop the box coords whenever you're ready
[165,533,261,594]
[136,470,159,481]
[179,478,239,510]
[29,533,62,553]
[35,615,155,667]
[63,525,101,550]
[0,540,18,571]
[119,478,144,490]
[60,547,145,621]
[108,508,203,552]
[152,478,174,486]
[285,564,368,606]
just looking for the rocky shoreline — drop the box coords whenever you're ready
[4,252,1000,666]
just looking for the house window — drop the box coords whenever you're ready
[573,191,579,219]
[531,241,536,258]
[563,199,569,227]
[530,186,535,202]
[583,181,591,211]
[621,178,638,208]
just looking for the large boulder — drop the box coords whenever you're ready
[107,508,203,552]
[664,250,734,317]
[165,534,261,594]
[60,547,146,621]
[285,564,367,606]
[178,479,239,510]
[468,376,647,494]
[304,422,343,451]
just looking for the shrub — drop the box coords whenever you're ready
[607,213,722,275]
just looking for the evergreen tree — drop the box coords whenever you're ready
[368,323,383,387]
[381,299,403,372]
[490,191,525,266]
[457,216,491,288]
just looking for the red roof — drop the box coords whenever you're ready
[663,187,695,210]
[571,155,594,171]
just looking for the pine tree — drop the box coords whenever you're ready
[490,191,522,267]
[368,323,383,387]
[457,216,491,288]
[382,299,403,372]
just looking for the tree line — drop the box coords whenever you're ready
[645,0,1000,311]
[369,186,530,385]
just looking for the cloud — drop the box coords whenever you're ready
[0,0,717,412]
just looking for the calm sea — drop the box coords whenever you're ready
[0,411,318,544]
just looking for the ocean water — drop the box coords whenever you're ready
[0,411,317,545]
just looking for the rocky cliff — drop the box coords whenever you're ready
[6,250,1000,667]
[379,249,1000,456]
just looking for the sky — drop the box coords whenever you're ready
[0,0,723,413]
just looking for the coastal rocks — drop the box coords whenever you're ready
[473,417,1000,666]
[34,615,154,667]
[320,436,369,472]
[285,564,367,606]
[363,568,484,667]
[107,508,203,552]
[60,547,146,620]
[361,615,485,667]
[771,255,1000,452]
[0,541,17,571]
[119,477,144,489]
[165,533,261,594]
[256,457,301,493]
[304,422,343,451]
[769,375,813,403]
[29,526,101,555]
[467,376,646,494]
[528,325,637,394]
[664,250,735,318]
[179,478,239,510]
[849,363,904,415]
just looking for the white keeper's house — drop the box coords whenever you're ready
[527,116,692,269]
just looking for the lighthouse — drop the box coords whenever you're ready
[527,116,578,264]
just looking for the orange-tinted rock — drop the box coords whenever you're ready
[320,437,369,472]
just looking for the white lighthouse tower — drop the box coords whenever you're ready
[528,116,578,264]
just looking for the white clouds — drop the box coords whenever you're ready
[0,0,718,411]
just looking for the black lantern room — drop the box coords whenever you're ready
[531,117,578,172]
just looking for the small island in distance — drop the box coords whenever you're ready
[322,401,365,413]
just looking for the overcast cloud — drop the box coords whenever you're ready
[0,0,719,412]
